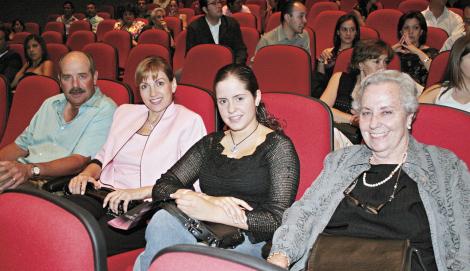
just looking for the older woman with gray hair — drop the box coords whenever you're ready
[267,70,470,271]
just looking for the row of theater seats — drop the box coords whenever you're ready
[0,73,469,270]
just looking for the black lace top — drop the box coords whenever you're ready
[324,164,437,271]
[152,131,300,243]
[333,72,358,114]
[398,47,439,86]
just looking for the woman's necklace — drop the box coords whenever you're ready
[363,152,407,188]
[229,122,259,153]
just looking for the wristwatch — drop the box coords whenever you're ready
[31,165,41,178]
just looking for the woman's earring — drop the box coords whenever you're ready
[407,122,412,130]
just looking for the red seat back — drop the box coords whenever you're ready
[253,45,311,96]
[449,7,463,18]
[245,4,262,32]
[0,75,61,148]
[310,10,346,57]
[10,32,31,44]
[240,27,260,65]
[175,84,217,133]
[103,30,132,69]
[69,20,92,36]
[44,21,65,36]
[138,29,171,49]
[173,30,187,72]
[380,0,404,9]
[96,19,117,42]
[8,44,25,65]
[0,188,107,271]
[360,26,380,40]
[425,50,450,88]
[263,93,333,199]
[46,43,70,78]
[97,79,133,105]
[265,12,281,33]
[99,4,115,19]
[340,0,357,12]
[232,13,257,29]
[398,0,429,13]
[366,9,403,45]
[180,44,233,93]
[149,244,284,271]
[123,44,171,103]
[83,42,118,80]
[426,27,448,50]
[66,30,96,51]
[74,13,86,20]
[97,11,111,19]
[25,22,40,35]
[164,16,182,38]
[412,104,470,166]
[307,2,339,26]
[41,31,64,44]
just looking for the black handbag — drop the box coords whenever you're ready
[334,122,362,144]
[160,200,245,249]
[306,234,427,271]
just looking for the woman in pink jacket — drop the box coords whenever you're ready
[67,56,206,255]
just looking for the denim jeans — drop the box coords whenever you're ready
[133,209,266,271]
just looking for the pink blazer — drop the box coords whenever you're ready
[95,103,206,189]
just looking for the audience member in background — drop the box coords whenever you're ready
[168,0,189,30]
[441,3,470,52]
[134,63,300,271]
[186,0,247,64]
[222,0,251,16]
[314,13,360,97]
[9,19,25,41]
[393,11,439,86]
[154,0,171,9]
[352,0,378,26]
[422,0,464,37]
[420,35,470,112]
[67,56,206,255]
[321,39,393,148]
[56,1,79,36]
[191,0,203,15]
[137,0,150,19]
[0,51,116,193]
[10,34,54,89]
[114,4,147,46]
[84,1,104,33]
[0,27,22,84]
[268,70,469,271]
[254,0,309,58]
[142,7,175,47]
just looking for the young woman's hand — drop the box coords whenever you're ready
[206,196,252,225]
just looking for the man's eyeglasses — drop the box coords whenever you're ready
[343,167,402,215]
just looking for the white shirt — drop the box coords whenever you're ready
[206,17,221,44]
[440,32,466,52]
[436,87,470,112]
[422,7,465,37]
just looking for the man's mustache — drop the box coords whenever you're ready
[69,88,86,94]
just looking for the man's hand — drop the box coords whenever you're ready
[0,161,32,193]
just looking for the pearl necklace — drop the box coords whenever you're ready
[363,152,407,188]
[229,122,259,153]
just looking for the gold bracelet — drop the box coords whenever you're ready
[267,251,290,267]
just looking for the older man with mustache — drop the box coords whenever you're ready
[0,51,116,192]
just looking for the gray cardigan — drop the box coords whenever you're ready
[270,137,470,271]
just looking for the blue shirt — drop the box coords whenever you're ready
[15,87,116,163]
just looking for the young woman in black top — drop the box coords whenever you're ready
[134,64,300,271]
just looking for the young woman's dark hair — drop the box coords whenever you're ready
[332,13,360,55]
[397,11,428,46]
[23,34,49,66]
[355,0,377,18]
[117,4,138,20]
[442,35,470,96]
[11,19,25,33]
[214,64,282,132]
[349,39,393,74]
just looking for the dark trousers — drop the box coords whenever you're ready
[65,194,146,256]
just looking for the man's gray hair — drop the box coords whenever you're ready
[352,70,419,114]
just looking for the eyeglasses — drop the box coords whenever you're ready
[343,166,402,215]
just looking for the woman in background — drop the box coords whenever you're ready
[419,35,470,112]
[9,19,25,40]
[114,4,147,46]
[10,34,53,88]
